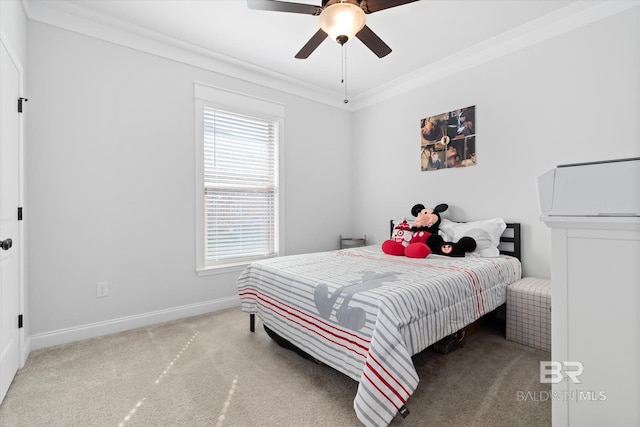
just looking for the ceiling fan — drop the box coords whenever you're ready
[247,0,419,59]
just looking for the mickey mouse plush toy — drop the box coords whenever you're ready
[382,203,449,258]
[424,204,477,257]
[382,203,477,258]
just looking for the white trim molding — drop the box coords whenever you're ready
[0,29,28,369]
[23,0,640,111]
[24,0,343,107]
[29,297,241,351]
[349,0,640,109]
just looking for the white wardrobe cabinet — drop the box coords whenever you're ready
[542,216,640,427]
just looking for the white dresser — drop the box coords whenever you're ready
[538,157,640,426]
[542,215,640,427]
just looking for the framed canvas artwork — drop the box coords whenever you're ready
[420,105,476,172]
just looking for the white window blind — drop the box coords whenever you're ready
[203,107,278,265]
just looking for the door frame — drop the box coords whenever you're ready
[0,29,28,368]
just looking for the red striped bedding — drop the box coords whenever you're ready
[236,245,521,426]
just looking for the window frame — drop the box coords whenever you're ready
[194,83,285,276]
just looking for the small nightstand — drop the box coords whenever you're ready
[339,235,366,249]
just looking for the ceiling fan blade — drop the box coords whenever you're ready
[247,0,322,15]
[355,25,392,58]
[295,29,328,59]
[361,0,420,14]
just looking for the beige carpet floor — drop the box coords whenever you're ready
[0,307,550,427]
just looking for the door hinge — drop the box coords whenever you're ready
[18,314,23,329]
[18,97,28,113]
[18,207,23,221]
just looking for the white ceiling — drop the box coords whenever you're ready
[24,0,623,107]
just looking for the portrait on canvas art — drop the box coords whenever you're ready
[421,105,476,172]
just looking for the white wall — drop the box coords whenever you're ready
[24,5,640,348]
[351,7,640,278]
[26,22,352,347]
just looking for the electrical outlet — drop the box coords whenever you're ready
[97,281,109,298]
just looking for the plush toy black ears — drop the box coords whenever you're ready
[411,203,449,217]
[434,203,448,214]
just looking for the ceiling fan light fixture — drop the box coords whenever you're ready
[319,1,366,44]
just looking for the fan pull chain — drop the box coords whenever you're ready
[342,43,348,104]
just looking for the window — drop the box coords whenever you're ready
[195,84,284,273]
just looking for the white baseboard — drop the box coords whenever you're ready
[29,296,241,351]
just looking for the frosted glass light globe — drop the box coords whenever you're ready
[319,2,366,43]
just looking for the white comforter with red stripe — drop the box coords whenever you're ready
[236,245,521,426]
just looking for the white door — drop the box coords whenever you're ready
[0,40,22,404]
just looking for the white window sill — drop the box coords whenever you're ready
[196,262,250,277]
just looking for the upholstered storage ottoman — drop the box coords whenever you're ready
[506,277,551,351]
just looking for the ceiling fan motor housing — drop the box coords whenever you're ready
[321,0,363,9]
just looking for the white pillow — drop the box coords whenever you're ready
[438,218,506,257]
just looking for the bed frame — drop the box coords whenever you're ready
[498,223,522,260]
[384,221,521,325]
[248,222,521,332]
[242,222,522,423]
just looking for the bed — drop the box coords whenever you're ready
[236,220,521,427]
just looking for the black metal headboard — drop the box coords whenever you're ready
[388,220,522,260]
[499,223,521,260]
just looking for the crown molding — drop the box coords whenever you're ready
[349,0,640,110]
[24,0,348,110]
[23,0,639,112]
